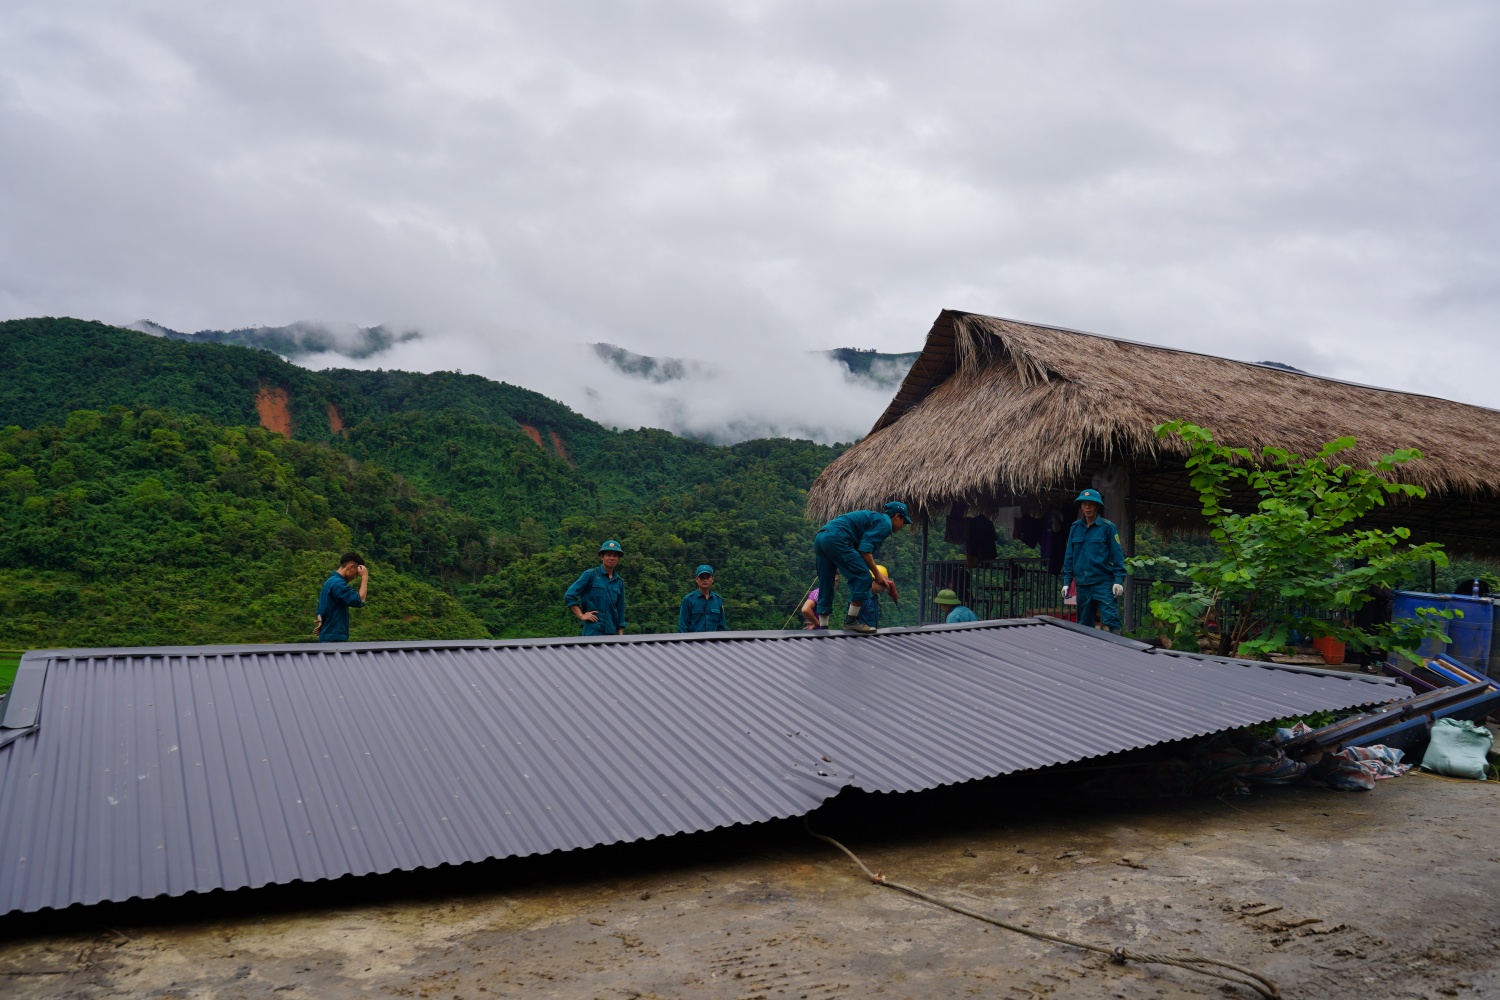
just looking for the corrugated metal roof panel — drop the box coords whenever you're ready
[0,620,1404,914]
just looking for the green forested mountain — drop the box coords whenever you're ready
[0,407,488,646]
[0,317,937,648]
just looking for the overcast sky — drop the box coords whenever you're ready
[2,2,1496,441]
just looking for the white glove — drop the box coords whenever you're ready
[1061,585,1070,600]
[1111,583,1125,598]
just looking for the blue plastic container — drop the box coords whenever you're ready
[1390,590,1495,675]
[1447,597,1494,674]
[1391,590,1448,661]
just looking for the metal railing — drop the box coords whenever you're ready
[921,559,1071,624]
[920,558,1193,633]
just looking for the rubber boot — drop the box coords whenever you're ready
[842,616,877,635]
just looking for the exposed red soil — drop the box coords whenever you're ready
[326,403,345,434]
[518,422,545,449]
[256,386,294,438]
[548,430,572,465]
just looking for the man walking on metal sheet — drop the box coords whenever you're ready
[1061,489,1126,632]
[678,564,728,632]
[314,552,369,642]
[567,539,627,636]
[813,501,908,634]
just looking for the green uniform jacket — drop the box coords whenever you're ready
[678,590,727,632]
[316,572,365,642]
[565,565,626,635]
[1061,516,1126,587]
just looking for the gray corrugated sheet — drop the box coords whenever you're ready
[0,619,1403,915]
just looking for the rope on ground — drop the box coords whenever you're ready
[806,823,1280,999]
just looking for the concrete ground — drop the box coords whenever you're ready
[3,768,1499,1000]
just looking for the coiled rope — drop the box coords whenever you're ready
[807,824,1280,999]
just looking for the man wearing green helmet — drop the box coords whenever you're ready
[1061,488,1127,632]
[678,564,728,633]
[565,539,627,636]
[932,588,977,624]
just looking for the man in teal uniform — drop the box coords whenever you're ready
[813,501,908,634]
[933,588,978,624]
[315,552,369,643]
[566,539,627,636]
[1061,488,1126,631]
[678,564,728,632]
[802,568,891,631]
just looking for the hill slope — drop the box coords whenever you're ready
[0,317,935,646]
[0,406,488,646]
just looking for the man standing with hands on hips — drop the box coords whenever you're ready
[1061,488,1127,632]
[566,539,627,636]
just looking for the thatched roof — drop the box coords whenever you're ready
[808,311,1500,530]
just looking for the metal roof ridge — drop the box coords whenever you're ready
[14,618,1055,660]
[1033,615,1154,650]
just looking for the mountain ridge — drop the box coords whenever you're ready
[132,319,422,360]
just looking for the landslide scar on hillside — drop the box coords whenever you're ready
[257,386,294,437]
[326,403,345,434]
[549,430,572,466]
[518,422,545,448]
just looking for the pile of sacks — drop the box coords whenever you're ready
[1070,718,1493,800]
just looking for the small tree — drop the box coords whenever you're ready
[1127,421,1450,662]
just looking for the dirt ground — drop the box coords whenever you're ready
[3,768,1499,1000]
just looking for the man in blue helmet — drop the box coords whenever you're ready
[1061,489,1127,632]
[566,539,627,636]
[813,501,908,634]
[678,564,728,632]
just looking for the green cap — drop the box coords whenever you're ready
[598,539,623,554]
[933,588,962,605]
[1075,488,1104,506]
[695,564,714,577]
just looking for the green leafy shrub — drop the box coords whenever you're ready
[1128,420,1451,662]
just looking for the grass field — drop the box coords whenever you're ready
[0,651,21,698]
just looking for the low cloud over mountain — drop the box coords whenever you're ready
[133,320,420,361]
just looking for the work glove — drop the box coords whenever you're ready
[1111,583,1125,598]
[1061,585,1069,600]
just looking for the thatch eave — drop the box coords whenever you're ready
[807,311,1500,546]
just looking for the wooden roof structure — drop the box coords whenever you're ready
[807,310,1500,553]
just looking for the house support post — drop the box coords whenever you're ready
[1123,466,1137,631]
[1091,463,1133,632]
[1430,518,1437,593]
[919,517,930,626]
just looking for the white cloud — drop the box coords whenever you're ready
[0,0,1496,441]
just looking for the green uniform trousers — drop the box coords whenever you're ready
[1077,581,1122,631]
